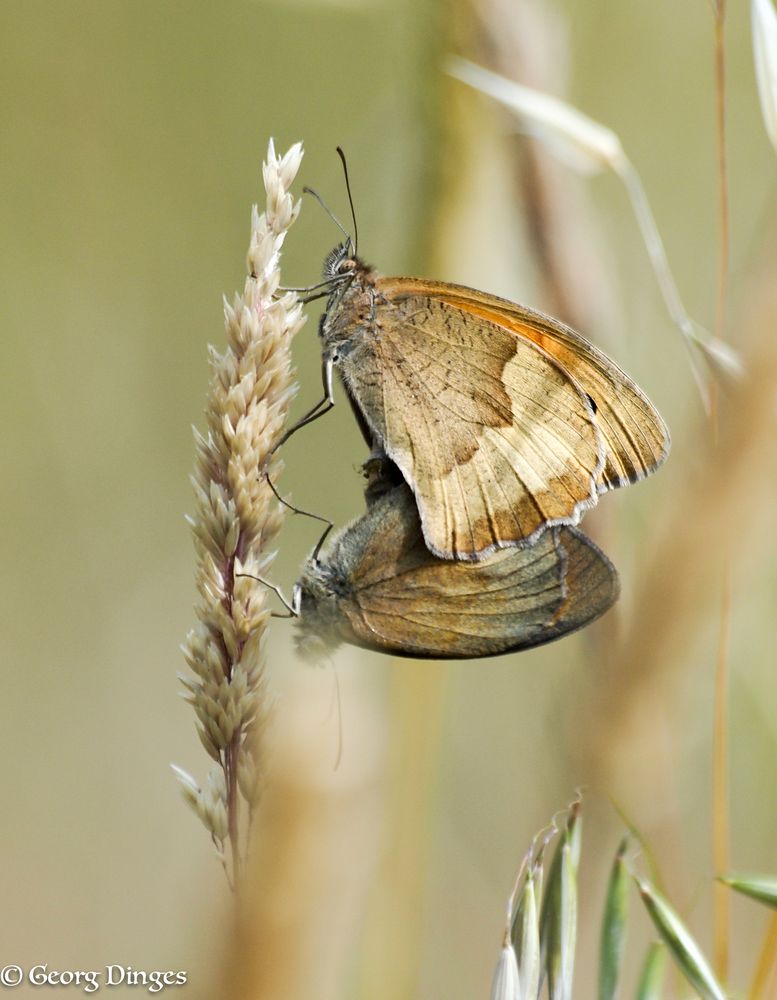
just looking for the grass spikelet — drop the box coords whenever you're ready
[173,139,305,886]
[540,805,580,1000]
[634,942,667,1000]
[598,837,629,1000]
[516,868,540,1000]
[494,799,777,999]
[490,945,521,1000]
[634,876,726,1000]
[719,874,777,908]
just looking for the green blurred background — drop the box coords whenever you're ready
[2,0,776,996]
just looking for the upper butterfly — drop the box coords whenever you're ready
[307,237,669,562]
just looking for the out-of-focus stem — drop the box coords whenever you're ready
[714,2,729,349]
[711,6,731,980]
[355,662,449,999]
[227,670,386,1000]
[712,563,731,982]
[750,911,777,999]
[587,222,777,813]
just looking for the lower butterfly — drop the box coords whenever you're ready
[291,457,619,660]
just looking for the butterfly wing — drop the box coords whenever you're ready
[306,487,618,659]
[549,526,620,639]
[339,293,605,560]
[378,277,670,492]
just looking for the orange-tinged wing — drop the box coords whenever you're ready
[377,277,670,492]
[339,294,605,560]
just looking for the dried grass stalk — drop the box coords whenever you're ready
[174,139,305,885]
[226,672,386,1000]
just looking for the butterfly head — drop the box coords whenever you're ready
[318,241,374,348]
[294,558,350,661]
[322,239,360,280]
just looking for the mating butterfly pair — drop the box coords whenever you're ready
[281,177,668,659]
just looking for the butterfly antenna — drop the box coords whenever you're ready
[302,186,352,248]
[336,147,359,255]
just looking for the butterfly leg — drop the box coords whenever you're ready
[265,472,334,559]
[234,571,301,618]
[279,277,336,295]
[278,268,351,301]
[271,356,335,453]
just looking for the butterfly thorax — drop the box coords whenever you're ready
[320,246,379,356]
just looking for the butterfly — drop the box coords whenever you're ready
[293,456,619,660]
[302,240,670,562]
[281,154,668,560]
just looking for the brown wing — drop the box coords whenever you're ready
[299,486,618,660]
[339,294,604,560]
[377,277,670,492]
[550,526,620,637]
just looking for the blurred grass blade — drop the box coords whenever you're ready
[533,849,547,911]
[540,804,581,1000]
[447,57,625,172]
[609,800,664,892]
[614,160,712,411]
[599,838,630,1000]
[752,0,777,151]
[542,842,577,1000]
[511,865,528,951]
[540,827,566,946]
[517,870,541,1000]
[695,333,744,380]
[559,843,578,1000]
[635,877,726,1000]
[446,56,744,411]
[720,874,777,908]
[567,799,582,871]
[634,942,667,1000]
[539,840,561,995]
[491,945,521,1000]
